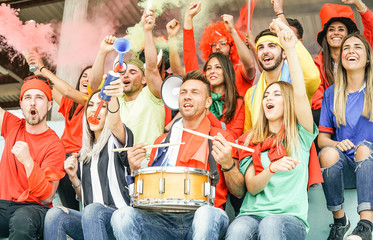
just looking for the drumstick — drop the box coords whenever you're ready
[177,127,254,153]
[111,142,185,152]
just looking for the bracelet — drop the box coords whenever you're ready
[108,98,120,113]
[276,12,284,16]
[357,5,367,13]
[108,105,119,113]
[72,181,81,189]
[221,161,236,172]
[39,66,45,72]
[269,162,276,174]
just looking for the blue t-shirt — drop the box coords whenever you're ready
[319,84,373,158]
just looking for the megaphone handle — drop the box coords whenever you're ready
[118,53,124,66]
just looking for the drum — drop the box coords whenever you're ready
[131,167,215,211]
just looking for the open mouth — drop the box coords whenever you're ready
[30,109,37,116]
[263,56,273,63]
[266,103,275,109]
[330,37,343,43]
[183,103,193,109]
[347,56,358,62]
[123,80,131,85]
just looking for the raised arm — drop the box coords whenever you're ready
[295,40,320,104]
[104,78,126,145]
[183,1,202,72]
[166,19,186,76]
[90,35,117,91]
[27,53,87,106]
[222,14,255,80]
[272,0,319,101]
[343,0,373,46]
[143,9,163,99]
[271,0,289,26]
[246,30,263,73]
[271,18,313,132]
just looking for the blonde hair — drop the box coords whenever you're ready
[244,82,299,155]
[334,33,373,127]
[79,91,111,164]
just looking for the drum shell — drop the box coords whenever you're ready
[131,167,214,211]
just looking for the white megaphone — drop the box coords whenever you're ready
[113,38,131,73]
[161,75,183,110]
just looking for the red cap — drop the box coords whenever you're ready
[20,76,52,101]
[317,4,359,46]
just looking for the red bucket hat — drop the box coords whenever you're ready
[317,4,359,46]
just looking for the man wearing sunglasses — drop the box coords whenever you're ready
[183,1,256,97]
[0,75,65,239]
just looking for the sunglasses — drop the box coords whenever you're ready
[209,41,231,48]
[24,75,50,86]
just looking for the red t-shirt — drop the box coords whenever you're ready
[58,96,84,153]
[149,125,237,210]
[234,64,254,97]
[0,112,65,205]
[207,97,245,140]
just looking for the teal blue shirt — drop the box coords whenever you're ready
[238,123,318,231]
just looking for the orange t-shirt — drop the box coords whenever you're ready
[0,112,65,205]
[58,96,84,153]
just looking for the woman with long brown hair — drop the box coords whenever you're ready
[203,52,245,140]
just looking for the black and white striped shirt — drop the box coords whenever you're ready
[80,126,134,209]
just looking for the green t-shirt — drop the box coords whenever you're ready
[238,123,318,231]
[119,86,165,151]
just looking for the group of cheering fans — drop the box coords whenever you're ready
[0,0,373,239]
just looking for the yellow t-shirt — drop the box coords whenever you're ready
[244,41,320,132]
[119,86,165,152]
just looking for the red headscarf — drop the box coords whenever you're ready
[20,75,52,101]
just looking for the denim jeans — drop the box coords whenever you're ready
[44,203,116,240]
[225,214,306,240]
[0,200,49,239]
[321,141,373,213]
[111,205,229,240]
